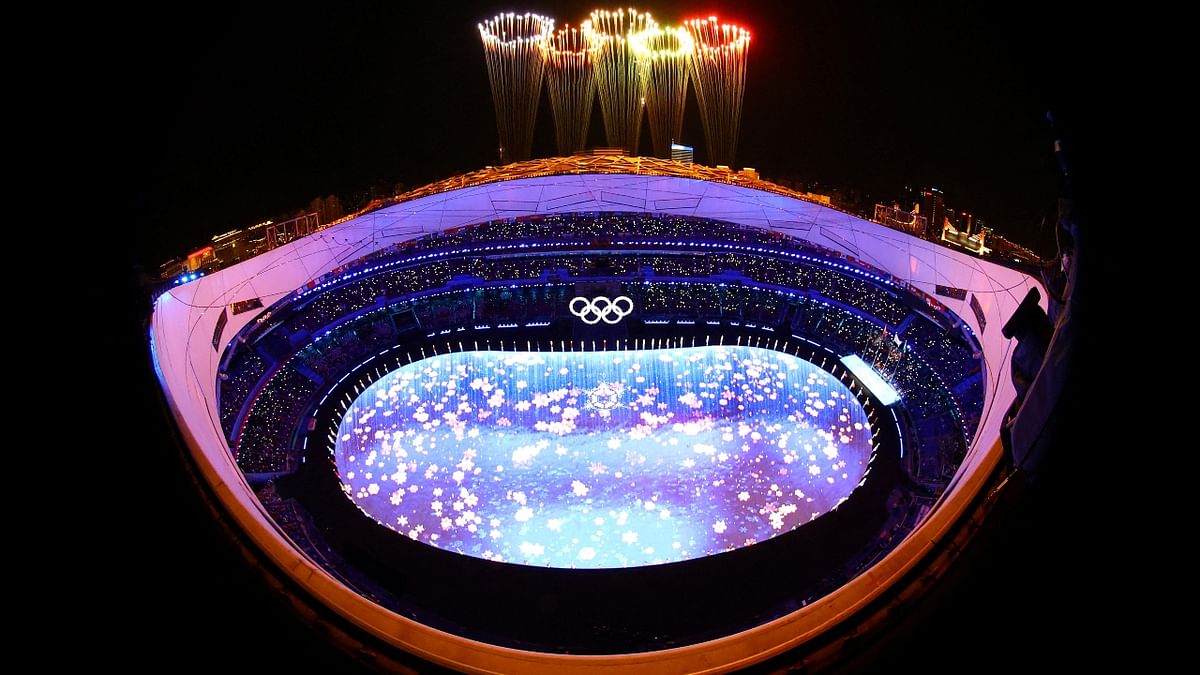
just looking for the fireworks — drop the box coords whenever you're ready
[541,26,597,156]
[685,17,751,166]
[583,8,658,155]
[478,13,555,163]
[477,10,751,165]
[630,25,694,159]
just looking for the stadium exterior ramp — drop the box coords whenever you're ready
[150,157,1044,673]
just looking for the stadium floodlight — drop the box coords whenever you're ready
[683,16,750,166]
[630,25,694,159]
[478,12,555,163]
[583,8,658,155]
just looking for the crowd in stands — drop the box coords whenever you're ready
[414,213,792,249]
[785,297,983,471]
[900,320,981,386]
[236,367,317,473]
[638,283,782,323]
[281,251,907,343]
[220,213,984,478]
[218,351,268,440]
[297,310,398,380]
[285,214,912,325]
[227,286,982,477]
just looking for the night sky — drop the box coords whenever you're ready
[108,3,1101,672]
[122,1,1087,270]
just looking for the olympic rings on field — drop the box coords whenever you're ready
[569,295,634,325]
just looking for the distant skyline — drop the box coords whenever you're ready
[124,2,1086,268]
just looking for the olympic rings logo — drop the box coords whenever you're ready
[569,295,634,325]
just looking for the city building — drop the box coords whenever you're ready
[940,217,991,255]
[670,142,694,163]
[874,202,928,237]
[920,187,945,240]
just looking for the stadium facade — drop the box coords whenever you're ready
[150,158,1044,672]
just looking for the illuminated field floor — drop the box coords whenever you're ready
[334,346,873,568]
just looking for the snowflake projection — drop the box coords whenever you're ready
[334,346,873,568]
[586,381,624,411]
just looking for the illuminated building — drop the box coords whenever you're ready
[874,202,927,237]
[920,187,945,240]
[940,217,991,255]
[151,156,1055,672]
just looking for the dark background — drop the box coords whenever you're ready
[107,2,1104,671]
[120,1,1086,271]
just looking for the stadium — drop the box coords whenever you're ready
[148,154,1063,671]
[137,3,1092,670]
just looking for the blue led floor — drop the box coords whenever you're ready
[335,346,872,568]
